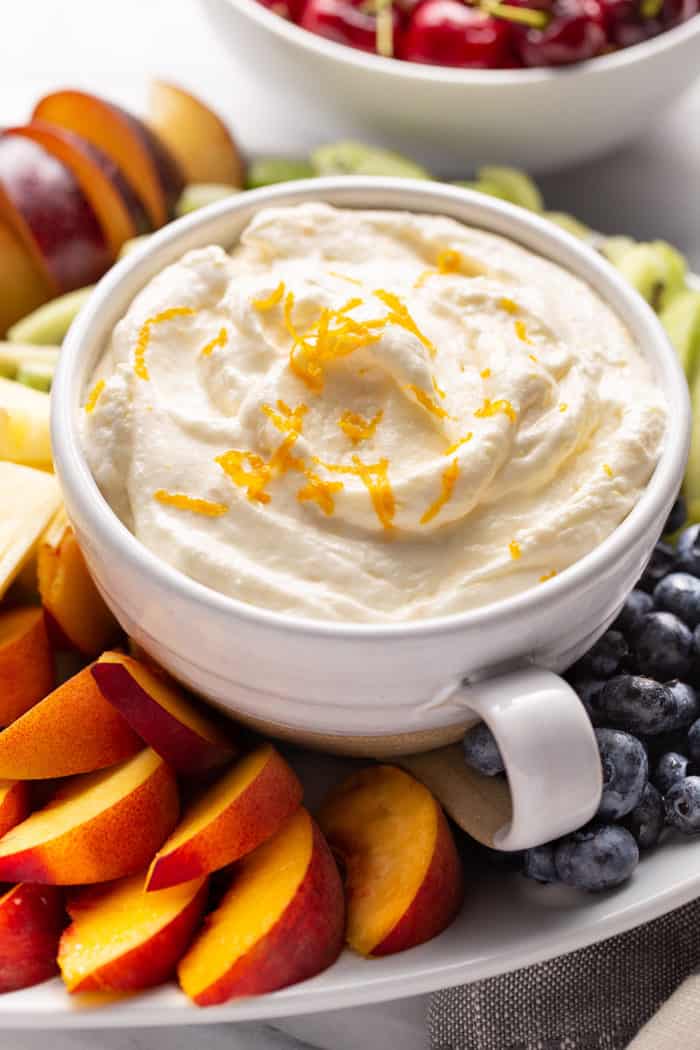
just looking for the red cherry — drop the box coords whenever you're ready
[599,0,660,44]
[300,0,404,52]
[256,0,307,21]
[515,0,608,64]
[661,0,698,26]
[400,0,517,67]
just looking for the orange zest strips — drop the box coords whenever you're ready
[509,540,522,560]
[480,368,491,379]
[475,397,517,424]
[338,409,383,445]
[200,327,228,358]
[252,281,285,311]
[420,459,459,526]
[374,289,436,358]
[154,490,228,517]
[315,455,395,532]
[499,297,519,314]
[415,247,485,287]
[84,379,105,414]
[559,403,568,413]
[515,319,532,345]
[444,432,473,455]
[408,384,449,420]
[134,306,197,381]
[328,271,363,287]
[539,569,557,582]
[261,400,308,437]
[297,469,343,516]
[432,376,446,399]
[286,296,383,394]
[216,450,273,504]
[603,463,614,478]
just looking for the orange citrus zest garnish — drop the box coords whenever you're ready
[475,398,517,424]
[252,282,285,311]
[421,459,460,525]
[84,380,105,414]
[315,455,395,532]
[338,409,383,445]
[134,306,196,380]
[154,490,228,517]
[200,327,228,358]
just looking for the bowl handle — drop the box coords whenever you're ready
[398,667,602,852]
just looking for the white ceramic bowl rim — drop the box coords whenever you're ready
[224,0,700,88]
[53,177,689,641]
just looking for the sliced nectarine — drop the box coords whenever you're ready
[319,765,463,957]
[148,81,245,188]
[59,873,207,993]
[0,220,52,336]
[0,662,141,779]
[147,744,302,891]
[178,808,344,1005]
[91,651,236,774]
[0,606,53,725]
[38,506,119,656]
[0,748,179,884]
[0,780,30,838]
[0,883,65,992]
[33,90,184,227]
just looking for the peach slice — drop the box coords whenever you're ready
[0,883,65,992]
[0,220,52,336]
[0,662,141,779]
[33,90,184,227]
[0,781,30,838]
[59,873,207,993]
[319,765,463,957]
[38,506,119,656]
[148,81,245,188]
[178,808,344,1004]
[0,606,53,725]
[0,748,179,884]
[147,744,302,891]
[91,651,236,775]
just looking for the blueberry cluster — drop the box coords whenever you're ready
[462,497,700,891]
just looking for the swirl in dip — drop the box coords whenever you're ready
[82,203,666,623]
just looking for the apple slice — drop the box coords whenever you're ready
[147,744,302,891]
[38,506,119,656]
[319,765,463,956]
[148,81,245,188]
[0,220,52,336]
[91,651,237,774]
[178,807,343,1005]
[0,883,65,992]
[59,873,207,993]
[33,90,184,227]
[0,376,52,470]
[0,662,141,779]
[0,781,30,837]
[0,131,110,292]
[0,607,53,725]
[8,124,149,259]
[0,463,60,599]
[0,748,179,884]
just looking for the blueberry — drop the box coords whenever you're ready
[676,524,700,577]
[654,573,700,629]
[666,680,699,727]
[687,718,700,764]
[638,543,677,593]
[614,589,654,637]
[463,723,504,776]
[632,612,693,681]
[523,844,558,883]
[624,783,664,849]
[584,630,629,678]
[653,751,689,794]
[598,675,683,735]
[595,729,648,820]
[555,824,639,891]
[569,675,606,725]
[664,495,687,536]
[664,776,700,834]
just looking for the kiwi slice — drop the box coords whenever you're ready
[246,158,315,189]
[7,287,94,346]
[610,242,686,312]
[660,289,700,385]
[311,142,430,179]
[176,183,241,217]
[476,166,543,212]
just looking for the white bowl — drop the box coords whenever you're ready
[53,178,688,849]
[198,0,700,173]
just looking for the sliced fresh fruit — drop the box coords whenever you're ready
[0,781,30,837]
[311,141,430,179]
[0,462,60,598]
[0,376,51,470]
[7,286,93,345]
[453,178,511,202]
[612,241,686,311]
[660,288,700,384]
[176,183,240,217]
[0,748,179,884]
[59,873,207,993]
[476,166,543,212]
[38,506,119,655]
[32,90,183,227]
[146,744,302,891]
[544,211,591,239]
[148,81,245,188]
[0,342,59,383]
[0,221,52,337]
[246,158,315,189]
[17,362,53,392]
[118,234,151,259]
[600,235,636,267]
[0,883,65,992]
[0,606,53,725]
[91,651,236,774]
[178,808,344,1005]
[9,124,148,258]
[0,131,110,292]
[319,765,463,956]
[686,365,700,523]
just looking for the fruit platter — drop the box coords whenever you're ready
[2,79,700,1028]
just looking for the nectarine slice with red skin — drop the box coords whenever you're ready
[147,744,302,891]
[38,506,120,656]
[0,132,110,292]
[0,748,179,885]
[178,808,344,1005]
[148,81,245,188]
[92,651,236,775]
[0,781,30,839]
[0,606,54,725]
[319,765,463,957]
[33,90,184,227]
[0,662,141,779]
[0,220,52,336]
[0,883,65,992]
[59,873,207,993]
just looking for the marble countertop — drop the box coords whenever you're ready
[2,2,699,1044]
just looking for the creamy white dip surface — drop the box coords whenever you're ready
[82,203,667,622]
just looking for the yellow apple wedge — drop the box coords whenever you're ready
[0,606,53,724]
[0,462,60,600]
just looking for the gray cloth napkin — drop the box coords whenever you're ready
[428,898,700,1050]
